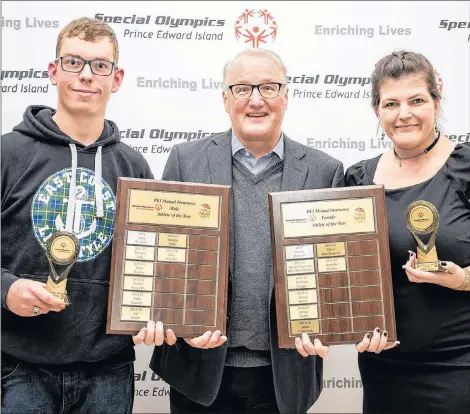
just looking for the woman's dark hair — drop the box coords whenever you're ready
[371,51,441,108]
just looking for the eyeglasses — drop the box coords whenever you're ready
[56,56,117,76]
[228,82,286,100]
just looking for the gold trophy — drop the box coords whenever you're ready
[406,201,444,272]
[45,232,80,305]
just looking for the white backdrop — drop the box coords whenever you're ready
[2,1,469,413]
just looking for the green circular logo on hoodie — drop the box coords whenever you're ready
[31,167,116,262]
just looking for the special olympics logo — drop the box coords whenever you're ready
[199,203,211,219]
[235,9,277,48]
[354,208,366,223]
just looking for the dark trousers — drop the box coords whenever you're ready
[170,365,279,413]
[1,358,134,414]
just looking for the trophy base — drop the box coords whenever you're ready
[45,277,71,306]
[416,246,444,272]
[49,292,70,306]
[415,262,445,272]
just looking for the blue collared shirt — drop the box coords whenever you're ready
[231,132,284,175]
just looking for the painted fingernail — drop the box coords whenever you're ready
[395,341,401,346]
[383,332,388,337]
[440,261,447,266]
[366,333,371,339]
[409,251,413,258]
[375,327,380,333]
[402,265,406,269]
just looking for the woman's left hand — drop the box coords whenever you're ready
[402,251,465,289]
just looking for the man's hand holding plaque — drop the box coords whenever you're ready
[294,333,330,358]
[182,330,227,348]
[132,321,176,346]
[132,322,227,348]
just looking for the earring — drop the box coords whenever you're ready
[434,124,439,138]
[380,129,385,140]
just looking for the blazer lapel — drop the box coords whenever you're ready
[208,130,233,186]
[280,136,309,191]
[207,130,235,278]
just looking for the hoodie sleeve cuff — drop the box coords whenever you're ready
[142,163,154,180]
[1,268,19,310]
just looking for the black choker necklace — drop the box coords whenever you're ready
[393,131,441,167]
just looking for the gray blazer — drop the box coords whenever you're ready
[150,130,345,413]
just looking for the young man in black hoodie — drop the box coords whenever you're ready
[1,17,156,413]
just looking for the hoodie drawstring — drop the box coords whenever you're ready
[66,144,78,233]
[66,143,104,229]
[94,146,104,218]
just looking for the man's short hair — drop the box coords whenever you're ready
[56,17,119,63]
[223,48,288,85]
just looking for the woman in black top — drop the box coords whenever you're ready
[345,51,470,414]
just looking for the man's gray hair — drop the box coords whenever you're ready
[223,48,288,86]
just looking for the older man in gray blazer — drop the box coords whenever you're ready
[144,48,344,413]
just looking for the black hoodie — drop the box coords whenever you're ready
[1,105,153,366]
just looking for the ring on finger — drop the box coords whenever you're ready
[32,305,40,315]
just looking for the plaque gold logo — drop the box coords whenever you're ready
[199,203,211,218]
[309,214,317,223]
[354,207,366,223]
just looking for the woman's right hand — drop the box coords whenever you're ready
[356,327,400,353]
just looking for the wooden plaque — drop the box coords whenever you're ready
[268,185,396,347]
[107,178,231,337]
